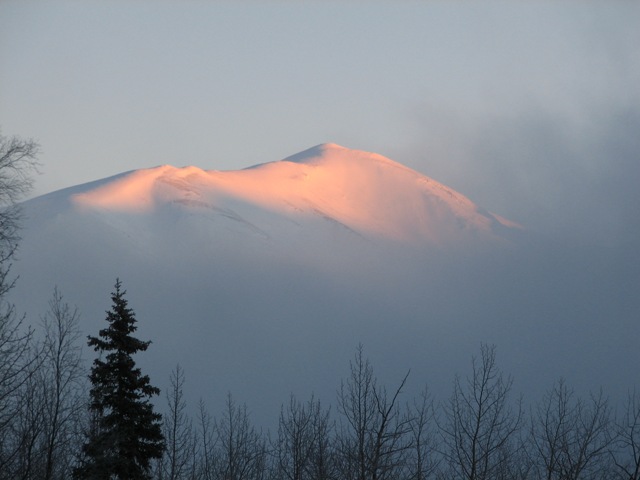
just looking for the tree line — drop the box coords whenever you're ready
[2,287,640,480]
[1,131,639,479]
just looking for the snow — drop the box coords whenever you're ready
[68,143,519,247]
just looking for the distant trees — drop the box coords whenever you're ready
[74,280,164,480]
[139,343,640,480]
[4,295,640,480]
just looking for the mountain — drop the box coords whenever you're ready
[28,143,519,249]
[8,144,637,428]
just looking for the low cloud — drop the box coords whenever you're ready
[398,103,640,248]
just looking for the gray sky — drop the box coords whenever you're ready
[1,1,639,245]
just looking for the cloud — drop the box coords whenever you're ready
[398,103,640,248]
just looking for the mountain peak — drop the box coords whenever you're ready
[282,143,347,163]
[282,143,414,174]
[54,144,520,247]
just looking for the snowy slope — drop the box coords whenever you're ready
[17,142,523,297]
[57,143,519,247]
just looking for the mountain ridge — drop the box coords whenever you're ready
[33,143,520,248]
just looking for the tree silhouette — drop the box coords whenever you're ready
[439,344,522,480]
[74,279,164,480]
[0,129,39,479]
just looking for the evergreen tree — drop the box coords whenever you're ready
[74,279,164,480]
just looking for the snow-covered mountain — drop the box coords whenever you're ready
[27,143,519,251]
[9,144,637,427]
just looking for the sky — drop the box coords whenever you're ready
[1,1,639,246]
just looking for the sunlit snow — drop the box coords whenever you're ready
[70,143,519,248]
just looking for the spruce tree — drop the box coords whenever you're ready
[74,279,164,480]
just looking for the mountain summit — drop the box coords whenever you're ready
[58,143,518,249]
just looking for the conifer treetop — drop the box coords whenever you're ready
[88,278,151,356]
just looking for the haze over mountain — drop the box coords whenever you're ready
[9,144,638,427]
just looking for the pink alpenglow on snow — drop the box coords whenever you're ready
[70,143,520,248]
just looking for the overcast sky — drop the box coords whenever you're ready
[1,1,639,246]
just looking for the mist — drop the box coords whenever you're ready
[9,186,639,429]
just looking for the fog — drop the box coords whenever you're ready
[395,105,640,249]
[9,185,639,430]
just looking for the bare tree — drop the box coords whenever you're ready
[196,399,217,480]
[612,390,640,480]
[439,344,522,480]
[529,379,612,480]
[0,130,40,479]
[5,289,85,480]
[273,394,317,480]
[272,394,335,480]
[0,312,39,478]
[12,344,46,480]
[307,398,336,480]
[215,393,267,480]
[38,288,85,480]
[407,386,439,480]
[159,365,198,480]
[336,344,412,480]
